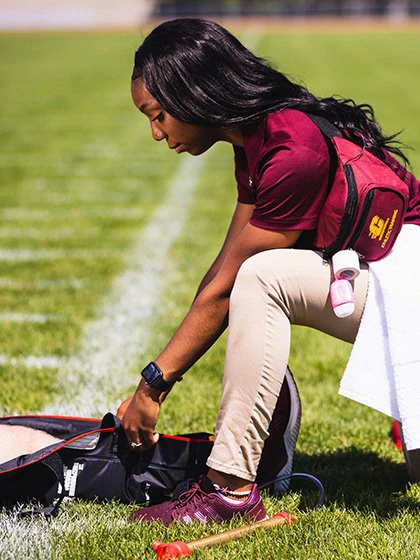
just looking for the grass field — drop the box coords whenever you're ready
[1,24,419,560]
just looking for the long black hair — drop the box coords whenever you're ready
[132,18,408,165]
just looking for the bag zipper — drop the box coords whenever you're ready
[323,163,358,258]
[345,190,375,250]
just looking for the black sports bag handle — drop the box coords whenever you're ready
[20,453,65,517]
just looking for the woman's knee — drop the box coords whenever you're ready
[230,249,333,326]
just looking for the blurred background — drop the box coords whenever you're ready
[0,2,419,559]
[1,0,420,30]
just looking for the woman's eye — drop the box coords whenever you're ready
[152,113,164,123]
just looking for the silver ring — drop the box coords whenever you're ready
[131,442,143,449]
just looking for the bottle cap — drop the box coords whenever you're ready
[333,302,355,318]
[332,250,360,281]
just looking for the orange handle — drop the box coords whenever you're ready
[187,512,296,550]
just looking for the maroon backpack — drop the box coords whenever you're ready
[307,115,409,262]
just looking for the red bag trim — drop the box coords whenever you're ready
[0,419,213,475]
[0,427,115,475]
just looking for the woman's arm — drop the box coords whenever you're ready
[122,220,301,448]
[156,223,301,378]
[116,202,253,419]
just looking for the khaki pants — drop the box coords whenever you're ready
[207,249,419,482]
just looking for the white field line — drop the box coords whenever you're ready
[0,506,127,560]
[0,226,101,240]
[0,354,63,369]
[32,192,142,204]
[0,207,144,220]
[0,510,57,560]
[0,313,62,323]
[0,277,88,290]
[40,155,206,417]
[0,248,120,261]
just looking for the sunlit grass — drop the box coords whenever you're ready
[0,28,419,560]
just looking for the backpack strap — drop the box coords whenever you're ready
[20,453,65,517]
[304,113,340,192]
[305,113,342,139]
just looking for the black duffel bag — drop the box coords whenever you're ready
[0,412,213,514]
[0,368,317,515]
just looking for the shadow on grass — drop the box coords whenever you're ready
[290,448,419,516]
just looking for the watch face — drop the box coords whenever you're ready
[141,362,170,391]
[142,363,161,386]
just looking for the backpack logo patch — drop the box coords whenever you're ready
[368,209,399,248]
[368,215,389,241]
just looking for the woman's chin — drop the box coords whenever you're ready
[189,144,212,156]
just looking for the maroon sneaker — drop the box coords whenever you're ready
[131,475,267,526]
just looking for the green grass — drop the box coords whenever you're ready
[0,27,419,559]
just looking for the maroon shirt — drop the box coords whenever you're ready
[235,109,420,240]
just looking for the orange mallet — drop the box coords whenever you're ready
[152,512,297,559]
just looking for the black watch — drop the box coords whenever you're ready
[141,362,173,392]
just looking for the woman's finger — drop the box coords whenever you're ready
[129,440,144,452]
[129,431,159,452]
[123,421,143,449]
[137,429,158,449]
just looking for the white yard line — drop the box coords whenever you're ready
[0,248,120,261]
[0,277,87,290]
[40,155,206,416]
[0,207,144,220]
[0,506,126,560]
[0,354,63,369]
[0,226,101,239]
[0,512,56,560]
[0,313,62,323]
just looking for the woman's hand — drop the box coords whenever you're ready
[117,385,172,421]
[116,396,133,419]
[121,380,161,450]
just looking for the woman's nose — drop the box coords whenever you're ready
[151,122,166,142]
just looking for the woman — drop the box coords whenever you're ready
[119,18,420,525]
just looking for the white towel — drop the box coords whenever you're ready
[339,225,420,450]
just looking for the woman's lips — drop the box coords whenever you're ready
[168,143,187,154]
